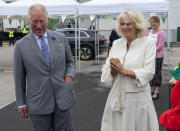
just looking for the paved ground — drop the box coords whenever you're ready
[0,42,180,131]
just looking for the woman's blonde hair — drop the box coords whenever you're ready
[116,10,148,38]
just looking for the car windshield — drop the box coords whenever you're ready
[56,29,104,39]
[56,29,87,38]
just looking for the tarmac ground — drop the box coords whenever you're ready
[0,42,180,131]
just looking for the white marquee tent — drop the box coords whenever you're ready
[0,0,6,4]
[0,0,7,16]
[0,0,79,16]
[79,0,169,15]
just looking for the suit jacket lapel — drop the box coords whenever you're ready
[47,30,56,66]
[27,33,46,66]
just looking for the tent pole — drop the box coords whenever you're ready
[78,16,81,71]
[75,16,78,71]
[97,16,100,62]
[167,12,171,68]
[94,16,97,61]
[93,15,100,65]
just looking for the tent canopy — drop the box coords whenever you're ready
[0,0,78,16]
[79,0,169,15]
[0,0,6,4]
[0,0,7,17]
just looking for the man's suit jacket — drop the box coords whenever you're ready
[13,30,76,115]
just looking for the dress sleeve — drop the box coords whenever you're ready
[101,46,114,85]
[133,39,156,87]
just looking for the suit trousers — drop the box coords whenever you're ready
[29,103,73,131]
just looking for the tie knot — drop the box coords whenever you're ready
[39,36,45,40]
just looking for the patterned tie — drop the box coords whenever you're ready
[40,36,51,69]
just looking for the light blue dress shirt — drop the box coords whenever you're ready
[33,31,50,52]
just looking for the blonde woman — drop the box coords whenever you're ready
[101,10,159,131]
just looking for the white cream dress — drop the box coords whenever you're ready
[101,36,159,131]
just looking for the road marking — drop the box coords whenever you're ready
[80,60,85,63]
[3,70,13,73]
[75,60,85,63]
[0,99,16,109]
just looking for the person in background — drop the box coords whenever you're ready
[109,28,120,47]
[22,25,29,36]
[58,23,63,29]
[9,28,14,46]
[0,28,4,47]
[67,21,71,28]
[108,28,121,55]
[146,16,166,100]
[89,23,95,30]
[101,10,159,131]
[13,4,76,131]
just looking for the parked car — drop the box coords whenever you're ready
[56,28,107,60]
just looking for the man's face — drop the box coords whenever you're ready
[29,10,48,37]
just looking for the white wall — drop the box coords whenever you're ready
[169,0,180,30]
[160,0,180,42]
[160,0,180,30]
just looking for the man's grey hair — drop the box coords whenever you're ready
[27,4,49,21]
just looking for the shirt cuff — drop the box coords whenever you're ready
[65,74,74,79]
[18,105,27,108]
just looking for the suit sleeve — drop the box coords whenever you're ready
[64,36,76,78]
[13,43,27,107]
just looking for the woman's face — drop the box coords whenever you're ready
[119,19,137,39]
[150,19,159,29]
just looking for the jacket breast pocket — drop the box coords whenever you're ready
[56,43,65,56]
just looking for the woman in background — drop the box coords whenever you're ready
[101,10,159,131]
[147,16,166,100]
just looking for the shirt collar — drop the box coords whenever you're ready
[33,31,48,40]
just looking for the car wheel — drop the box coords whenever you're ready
[80,46,94,60]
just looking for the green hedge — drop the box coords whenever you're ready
[48,18,59,30]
